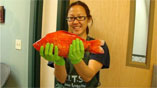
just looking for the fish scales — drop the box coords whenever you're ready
[33,30,104,58]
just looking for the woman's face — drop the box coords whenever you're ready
[67,5,89,36]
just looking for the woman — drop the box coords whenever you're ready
[40,1,110,88]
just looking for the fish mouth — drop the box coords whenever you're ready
[33,43,40,51]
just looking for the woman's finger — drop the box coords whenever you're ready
[49,43,54,56]
[40,46,45,57]
[80,40,84,54]
[45,43,50,56]
[76,38,80,52]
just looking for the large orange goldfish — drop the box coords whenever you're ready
[33,30,104,58]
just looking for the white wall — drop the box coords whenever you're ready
[0,0,4,62]
[40,0,58,87]
[0,0,33,87]
[0,19,1,61]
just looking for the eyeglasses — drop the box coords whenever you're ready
[66,16,87,22]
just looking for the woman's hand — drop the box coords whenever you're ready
[40,43,65,66]
[68,38,84,64]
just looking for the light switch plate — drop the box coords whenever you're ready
[15,39,21,50]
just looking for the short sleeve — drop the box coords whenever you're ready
[48,62,54,68]
[90,42,110,69]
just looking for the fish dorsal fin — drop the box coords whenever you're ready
[57,30,85,41]
[57,30,78,36]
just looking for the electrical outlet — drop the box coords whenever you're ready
[15,39,21,50]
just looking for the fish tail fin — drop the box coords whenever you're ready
[87,40,104,54]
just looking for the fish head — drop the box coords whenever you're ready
[33,38,46,51]
[33,40,41,51]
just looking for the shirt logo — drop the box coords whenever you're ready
[64,75,86,88]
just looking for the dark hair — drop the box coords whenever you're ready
[67,1,93,35]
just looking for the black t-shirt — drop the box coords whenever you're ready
[48,36,110,88]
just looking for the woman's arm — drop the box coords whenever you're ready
[68,39,104,82]
[40,43,67,83]
[54,64,67,83]
[73,59,102,82]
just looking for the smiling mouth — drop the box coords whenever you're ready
[72,26,81,30]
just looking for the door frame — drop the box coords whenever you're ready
[29,0,69,87]
[56,0,70,31]
[28,0,43,87]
